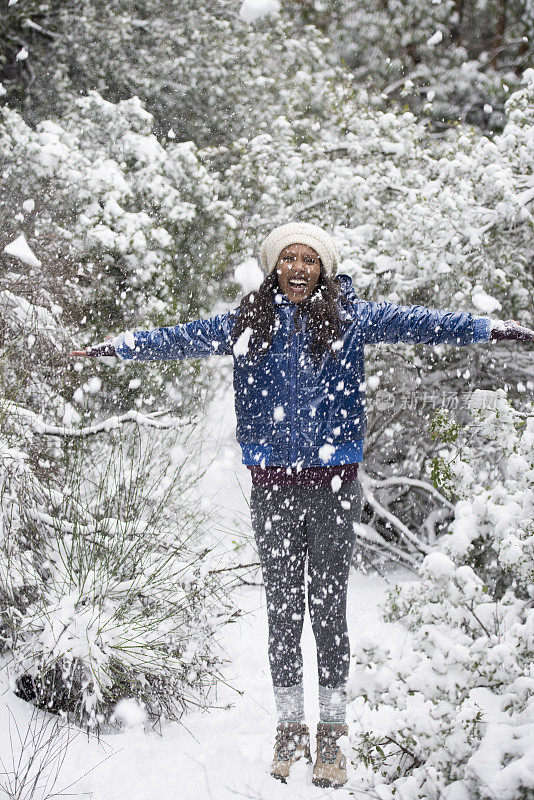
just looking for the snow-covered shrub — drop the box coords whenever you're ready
[1,92,236,324]
[2,0,338,148]
[349,390,534,798]
[4,425,234,730]
[1,93,238,418]
[429,387,534,598]
[0,284,238,729]
[1,394,236,729]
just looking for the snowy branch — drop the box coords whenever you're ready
[29,508,119,537]
[291,196,335,215]
[11,406,198,438]
[22,18,60,38]
[353,521,420,568]
[382,69,427,96]
[360,470,433,556]
[370,475,455,510]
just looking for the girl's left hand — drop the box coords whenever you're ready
[490,320,534,342]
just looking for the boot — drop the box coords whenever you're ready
[313,721,349,788]
[270,720,312,783]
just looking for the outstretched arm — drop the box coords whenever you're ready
[70,310,238,361]
[353,299,534,347]
[355,299,492,346]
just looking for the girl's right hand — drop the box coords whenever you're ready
[69,334,117,358]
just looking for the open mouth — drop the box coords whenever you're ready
[288,278,308,294]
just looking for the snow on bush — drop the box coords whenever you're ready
[1,412,235,730]
[285,0,533,133]
[0,289,237,730]
[348,390,534,798]
[2,0,336,149]
[430,388,534,595]
[0,91,241,423]
[1,92,235,324]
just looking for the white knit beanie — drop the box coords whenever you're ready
[259,221,339,277]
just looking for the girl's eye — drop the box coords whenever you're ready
[279,255,318,266]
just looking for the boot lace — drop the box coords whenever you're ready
[319,731,341,764]
[274,727,304,762]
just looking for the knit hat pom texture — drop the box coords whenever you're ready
[260,222,339,277]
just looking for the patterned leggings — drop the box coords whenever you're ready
[250,479,362,690]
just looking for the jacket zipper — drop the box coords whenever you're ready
[289,309,298,465]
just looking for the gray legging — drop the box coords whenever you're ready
[250,479,363,690]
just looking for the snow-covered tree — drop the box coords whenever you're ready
[286,0,534,132]
[1,0,339,147]
[1,91,240,418]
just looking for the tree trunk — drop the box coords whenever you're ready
[489,0,507,68]
[452,0,464,47]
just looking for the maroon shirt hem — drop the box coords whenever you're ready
[248,463,359,488]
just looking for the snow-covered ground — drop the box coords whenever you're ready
[0,377,407,799]
[194,363,254,546]
[1,571,396,799]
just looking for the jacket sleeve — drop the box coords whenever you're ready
[355,299,492,346]
[113,309,238,361]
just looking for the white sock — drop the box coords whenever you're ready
[273,682,305,723]
[318,683,347,723]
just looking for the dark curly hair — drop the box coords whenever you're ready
[231,265,351,363]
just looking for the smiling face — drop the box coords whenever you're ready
[275,243,322,303]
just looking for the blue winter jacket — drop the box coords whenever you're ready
[115,274,492,468]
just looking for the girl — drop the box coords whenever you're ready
[71,221,533,788]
